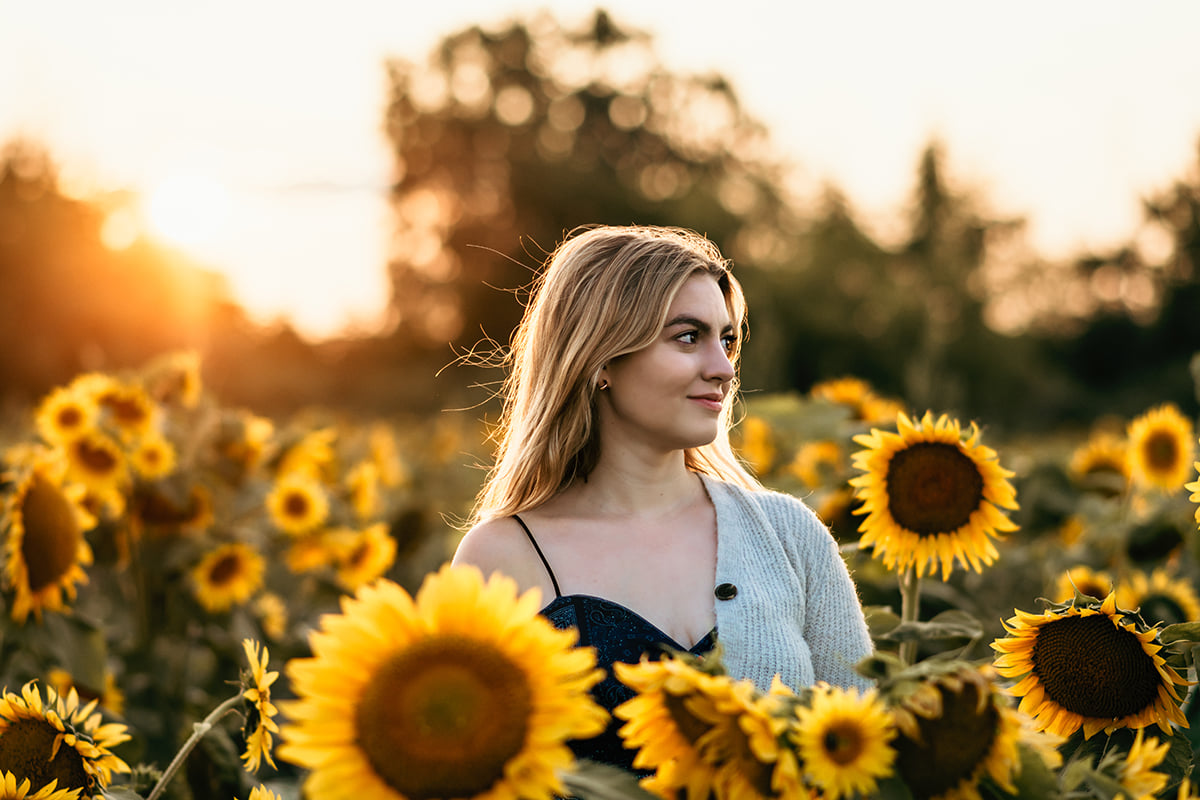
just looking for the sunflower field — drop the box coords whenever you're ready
[1,353,1200,800]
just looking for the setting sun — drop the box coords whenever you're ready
[145,171,232,250]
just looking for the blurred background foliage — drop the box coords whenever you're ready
[1,8,1198,433]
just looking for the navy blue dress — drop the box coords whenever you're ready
[514,516,717,774]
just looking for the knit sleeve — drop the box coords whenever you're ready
[773,494,875,690]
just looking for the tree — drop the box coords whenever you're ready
[381,9,800,393]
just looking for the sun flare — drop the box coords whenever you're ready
[144,171,232,250]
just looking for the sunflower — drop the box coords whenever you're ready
[888,665,1045,800]
[1188,456,1200,528]
[254,593,288,641]
[244,787,281,800]
[369,424,408,488]
[0,771,78,800]
[791,685,895,800]
[217,412,276,478]
[344,460,381,521]
[190,543,265,614]
[276,427,338,482]
[283,533,338,574]
[94,382,156,441]
[1116,568,1200,627]
[265,474,328,536]
[61,430,128,497]
[129,432,176,481]
[33,388,96,448]
[45,670,124,718]
[0,681,130,797]
[810,377,877,421]
[277,564,607,800]
[1068,431,1130,495]
[614,658,803,800]
[1,454,95,623]
[849,411,1018,580]
[330,523,397,591]
[991,592,1189,738]
[788,441,843,489]
[133,484,213,536]
[142,350,202,408]
[1127,404,1195,493]
[240,639,279,773]
[1115,727,1170,800]
[736,416,776,476]
[1051,566,1113,604]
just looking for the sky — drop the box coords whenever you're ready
[3,0,1200,339]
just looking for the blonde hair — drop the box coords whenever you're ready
[471,225,761,524]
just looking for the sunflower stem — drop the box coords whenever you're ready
[899,566,921,665]
[145,691,243,800]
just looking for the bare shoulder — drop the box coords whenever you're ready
[451,516,553,598]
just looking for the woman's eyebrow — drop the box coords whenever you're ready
[663,314,734,334]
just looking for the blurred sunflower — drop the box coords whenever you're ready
[1068,431,1130,495]
[850,411,1018,580]
[276,427,338,482]
[1051,565,1113,604]
[369,424,408,488]
[283,533,337,574]
[788,441,843,489]
[142,350,202,408]
[1127,404,1195,493]
[810,377,877,420]
[330,523,397,591]
[62,430,128,497]
[45,669,124,718]
[791,685,895,800]
[33,388,96,448]
[1115,727,1170,800]
[991,592,1189,738]
[345,460,381,520]
[888,665,1052,800]
[133,483,213,536]
[0,682,130,797]
[1116,568,1200,627]
[129,432,176,481]
[95,382,156,441]
[1187,456,1200,528]
[265,474,329,536]
[240,639,279,773]
[736,416,776,477]
[191,543,265,614]
[277,564,607,800]
[0,770,78,800]
[1,454,95,623]
[217,412,276,477]
[253,592,288,641]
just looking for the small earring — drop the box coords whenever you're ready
[597,379,609,391]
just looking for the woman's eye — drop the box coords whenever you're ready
[722,335,738,353]
[677,331,698,344]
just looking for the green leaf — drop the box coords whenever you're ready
[877,610,983,643]
[1005,741,1062,800]
[1160,621,1200,645]
[561,760,662,800]
[101,788,148,800]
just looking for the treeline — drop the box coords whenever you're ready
[2,9,1198,433]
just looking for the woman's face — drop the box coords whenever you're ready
[597,272,737,454]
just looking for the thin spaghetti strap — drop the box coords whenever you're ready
[512,514,562,598]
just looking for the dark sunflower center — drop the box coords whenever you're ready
[1143,432,1179,472]
[207,554,243,587]
[283,492,310,518]
[1031,614,1163,719]
[885,442,984,535]
[894,681,996,798]
[0,718,93,795]
[56,407,83,429]
[664,691,714,747]
[19,475,84,592]
[355,635,532,800]
[823,722,865,766]
[1138,594,1188,627]
[727,720,777,796]
[73,438,118,476]
[105,395,149,426]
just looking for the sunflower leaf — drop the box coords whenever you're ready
[100,788,148,800]
[1160,621,1200,645]
[875,610,983,643]
[561,760,663,800]
[1006,740,1063,799]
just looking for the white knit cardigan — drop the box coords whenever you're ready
[702,474,874,692]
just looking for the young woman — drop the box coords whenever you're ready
[452,225,872,771]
